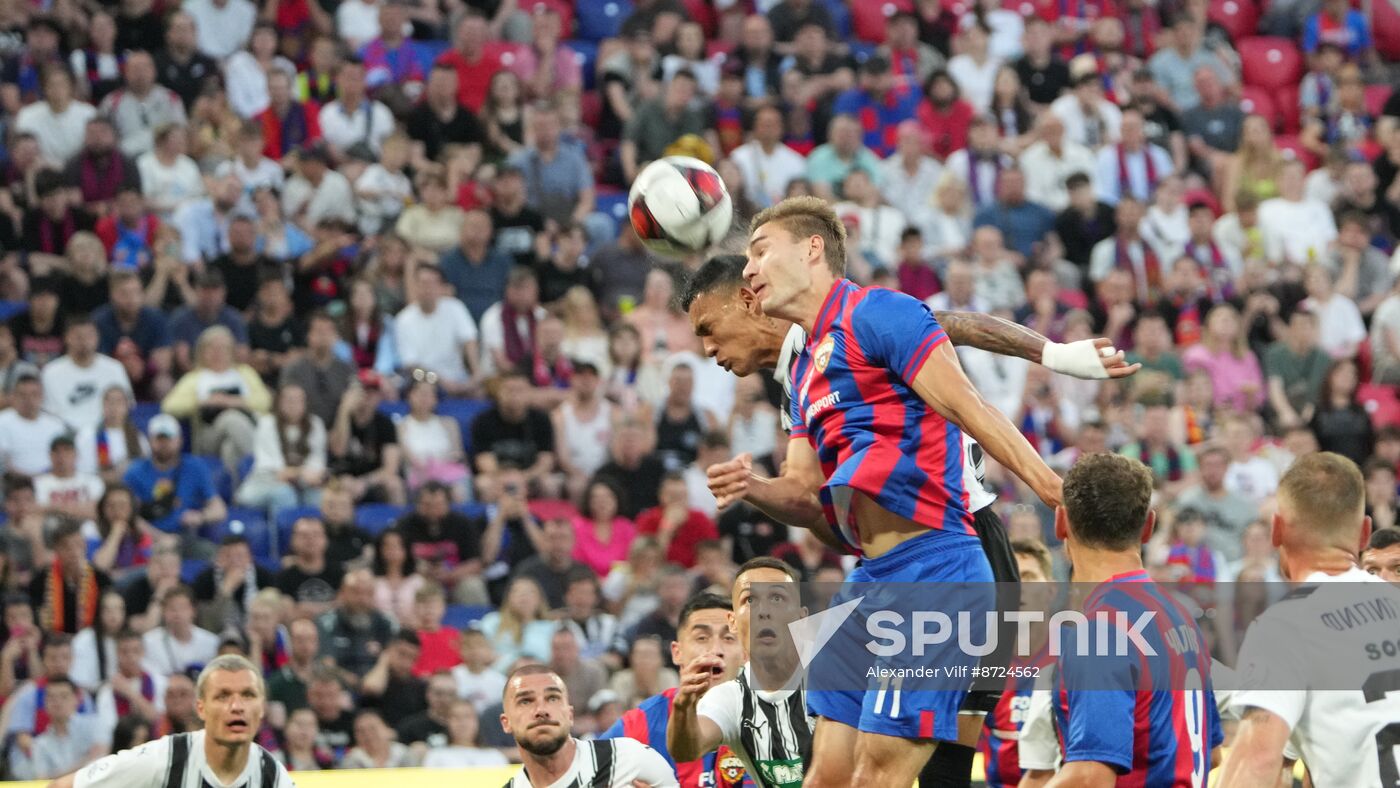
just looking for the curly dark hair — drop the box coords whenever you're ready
[1062,453,1155,551]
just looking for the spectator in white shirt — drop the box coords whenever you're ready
[337,0,383,50]
[0,374,68,478]
[100,52,188,158]
[478,267,549,379]
[1019,112,1095,211]
[947,20,1001,113]
[34,436,106,522]
[394,265,481,396]
[1302,264,1366,360]
[832,169,907,265]
[223,22,296,119]
[41,318,132,431]
[16,66,97,166]
[137,124,205,217]
[878,121,943,224]
[353,133,413,235]
[6,677,105,780]
[318,59,395,159]
[1259,159,1338,266]
[728,105,808,208]
[214,121,286,195]
[281,143,357,228]
[1094,107,1174,205]
[182,0,257,60]
[1051,72,1122,149]
[140,586,219,677]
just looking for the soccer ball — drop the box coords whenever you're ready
[627,156,733,258]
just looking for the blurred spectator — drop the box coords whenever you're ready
[511,102,604,236]
[1260,160,1337,265]
[1051,70,1121,150]
[217,123,285,200]
[28,520,112,634]
[397,378,470,499]
[621,70,711,184]
[918,71,974,162]
[24,177,96,266]
[6,676,105,779]
[878,121,942,224]
[276,518,344,617]
[805,114,880,201]
[635,472,719,569]
[329,376,405,503]
[318,567,396,682]
[65,118,141,213]
[438,210,509,325]
[512,517,588,610]
[1094,108,1174,206]
[556,571,618,662]
[371,528,425,626]
[1372,278,1400,384]
[1089,197,1159,303]
[973,166,1056,259]
[103,53,188,160]
[548,627,606,716]
[395,266,481,394]
[1326,212,1392,317]
[1014,16,1069,106]
[553,362,613,497]
[169,269,249,370]
[306,668,355,757]
[1146,15,1232,112]
[398,670,458,746]
[1119,396,1198,497]
[69,592,124,693]
[343,709,416,767]
[267,617,321,722]
[318,59,395,160]
[968,226,1026,313]
[1302,0,1371,58]
[154,673,201,735]
[94,189,160,273]
[421,700,507,766]
[138,124,205,219]
[478,266,546,378]
[1139,175,1190,267]
[185,0,257,59]
[257,71,322,159]
[1301,264,1366,360]
[88,485,158,579]
[834,169,907,265]
[0,373,68,477]
[354,135,413,236]
[478,576,554,671]
[436,14,506,112]
[1365,459,1398,533]
[470,371,555,482]
[320,482,374,565]
[654,363,715,469]
[1021,113,1095,212]
[34,436,105,522]
[572,478,636,577]
[359,631,429,730]
[278,312,353,426]
[1310,358,1374,465]
[140,585,219,677]
[119,543,179,630]
[617,566,689,668]
[599,30,661,142]
[948,20,1000,113]
[208,217,277,314]
[1264,308,1330,428]
[398,481,490,605]
[881,11,946,88]
[99,630,164,722]
[38,320,127,434]
[161,325,270,474]
[279,707,335,770]
[191,535,272,631]
[17,66,97,166]
[1175,446,1258,561]
[451,628,507,713]
[1183,304,1264,413]
[283,145,357,228]
[361,2,425,102]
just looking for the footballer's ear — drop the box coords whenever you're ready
[1053,506,1069,542]
[738,286,760,313]
[1140,509,1156,544]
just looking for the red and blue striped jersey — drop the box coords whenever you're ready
[1053,570,1223,787]
[978,646,1055,788]
[600,687,750,788]
[789,280,976,553]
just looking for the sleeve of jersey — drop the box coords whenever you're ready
[1228,614,1307,729]
[695,680,743,745]
[73,737,170,788]
[1059,641,1136,774]
[621,739,682,788]
[849,288,948,383]
[787,384,807,439]
[1205,686,1224,750]
[1016,687,1061,772]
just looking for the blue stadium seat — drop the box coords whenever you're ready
[131,402,161,435]
[442,604,493,630]
[575,0,631,41]
[439,399,491,453]
[356,503,408,534]
[192,455,233,502]
[413,39,450,76]
[451,503,488,519]
[564,40,599,90]
[275,506,322,554]
[849,42,877,64]
[596,190,628,224]
[820,0,853,40]
[376,401,409,421]
[211,508,275,563]
[0,301,25,322]
[180,559,208,585]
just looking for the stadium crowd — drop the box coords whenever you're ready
[0,0,1396,777]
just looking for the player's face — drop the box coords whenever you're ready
[197,669,265,746]
[745,224,817,322]
[1362,545,1400,585]
[733,568,803,661]
[688,288,775,376]
[675,608,743,685]
[1016,554,1056,614]
[501,672,573,756]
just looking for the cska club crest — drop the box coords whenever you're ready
[813,336,835,373]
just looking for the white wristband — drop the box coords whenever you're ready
[1041,339,1115,380]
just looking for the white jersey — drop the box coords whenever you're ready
[505,737,678,788]
[696,663,813,788]
[1231,566,1400,788]
[775,324,996,512]
[74,731,291,788]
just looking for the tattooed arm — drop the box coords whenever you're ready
[932,311,1140,380]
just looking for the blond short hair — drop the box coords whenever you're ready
[195,654,264,699]
[1278,452,1366,547]
[749,196,847,276]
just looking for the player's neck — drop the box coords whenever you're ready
[1280,546,1358,582]
[751,652,801,691]
[204,736,251,785]
[1068,547,1144,585]
[793,277,838,335]
[523,737,577,786]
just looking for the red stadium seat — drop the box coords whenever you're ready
[1239,86,1280,131]
[1275,84,1301,133]
[1375,0,1400,59]
[523,0,573,35]
[681,0,718,37]
[1237,37,1303,91]
[706,39,736,58]
[580,90,602,129]
[1367,84,1394,118]
[1207,0,1258,43]
[941,0,973,16]
[853,0,913,43]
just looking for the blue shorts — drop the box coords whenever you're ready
[806,527,994,742]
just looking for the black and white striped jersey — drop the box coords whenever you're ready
[774,324,996,513]
[504,737,678,788]
[73,732,290,788]
[696,664,813,788]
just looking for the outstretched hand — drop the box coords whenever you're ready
[1092,337,1142,379]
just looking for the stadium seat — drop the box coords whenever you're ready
[575,0,632,42]
[192,455,234,502]
[580,89,603,128]
[131,402,162,435]
[180,559,208,585]
[1359,382,1400,428]
[1366,84,1393,118]
[849,42,877,64]
[442,605,493,630]
[1237,37,1302,91]
[681,0,718,37]
[1207,0,1258,42]
[1273,134,1318,169]
[819,0,853,40]
[1375,0,1400,60]
[852,0,912,43]
[523,0,574,36]
[0,301,25,321]
[1238,85,1280,131]
[596,189,629,225]
[564,40,599,90]
[438,399,491,452]
[275,506,322,554]
[1274,84,1301,133]
[356,503,409,534]
[705,39,736,59]
[452,503,488,519]
[212,508,275,563]
[414,39,450,75]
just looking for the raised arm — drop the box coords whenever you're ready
[911,342,1063,508]
[667,654,728,763]
[933,311,1139,380]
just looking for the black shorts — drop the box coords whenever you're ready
[961,505,1020,715]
